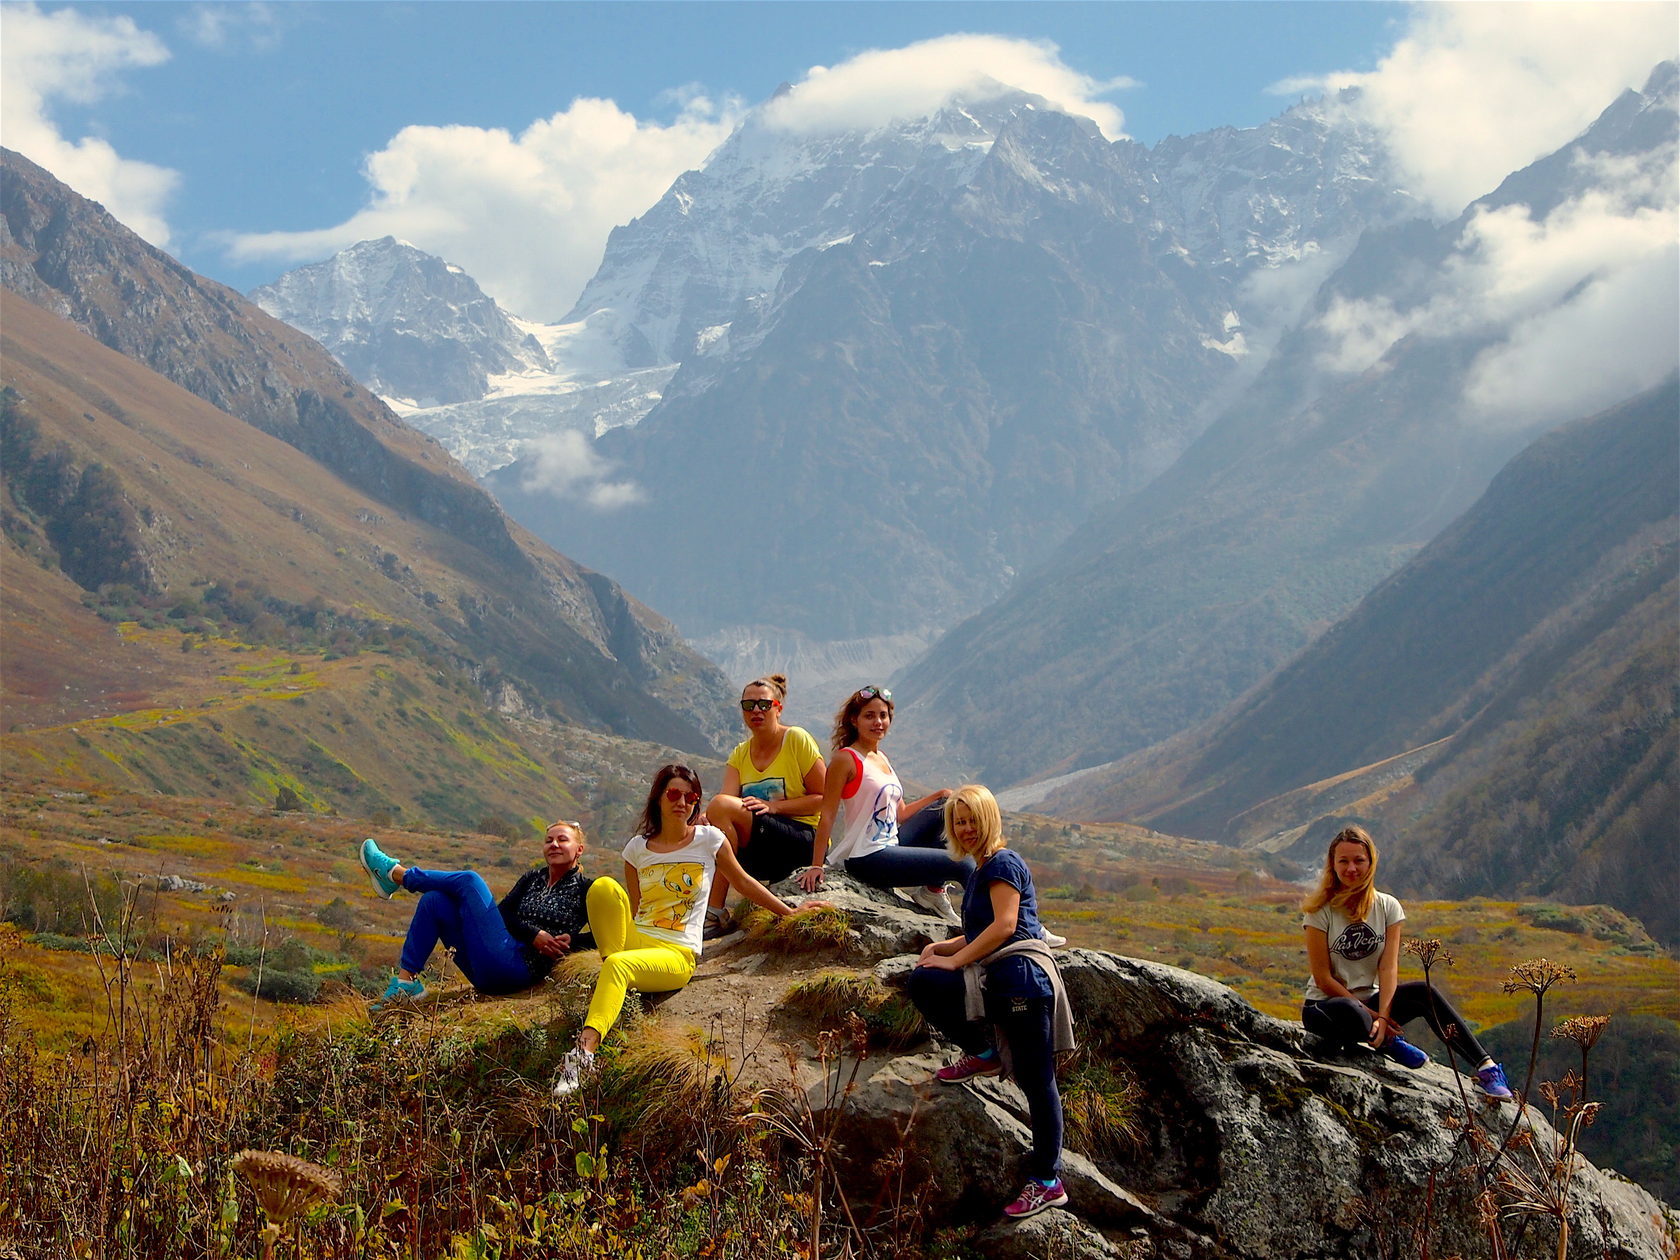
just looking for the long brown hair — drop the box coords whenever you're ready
[636,764,703,838]
[830,685,894,755]
[1301,825,1378,921]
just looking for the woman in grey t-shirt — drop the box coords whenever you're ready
[1301,826,1512,1100]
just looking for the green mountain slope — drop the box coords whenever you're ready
[0,149,735,760]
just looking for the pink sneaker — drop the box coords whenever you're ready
[1004,1178,1068,1220]
[934,1053,1002,1084]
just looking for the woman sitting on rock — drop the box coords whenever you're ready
[552,763,830,1095]
[359,819,594,1011]
[908,784,1075,1222]
[702,673,827,939]
[798,685,970,922]
[1301,825,1512,1099]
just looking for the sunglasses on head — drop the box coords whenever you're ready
[741,698,777,712]
[855,685,892,703]
[664,785,701,806]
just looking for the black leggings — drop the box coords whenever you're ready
[1302,981,1491,1064]
[908,965,1063,1181]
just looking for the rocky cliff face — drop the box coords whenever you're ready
[756,881,1672,1259]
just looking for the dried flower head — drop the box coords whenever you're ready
[228,1150,341,1224]
[1551,1015,1610,1050]
[1403,937,1454,969]
[1501,959,1576,997]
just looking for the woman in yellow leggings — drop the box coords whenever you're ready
[553,762,827,1094]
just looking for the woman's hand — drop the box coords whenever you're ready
[920,952,960,971]
[1367,1013,1393,1047]
[533,930,570,959]
[790,899,833,914]
[743,796,770,815]
[797,865,826,893]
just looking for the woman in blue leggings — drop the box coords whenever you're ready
[359,819,594,1010]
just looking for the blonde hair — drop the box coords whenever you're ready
[743,674,788,701]
[547,818,587,848]
[1301,826,1377,920]
[944,784,1005,862]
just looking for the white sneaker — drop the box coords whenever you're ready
[1040,928,1069,949]
[551,1047,596,1098]
[907,884,961,926]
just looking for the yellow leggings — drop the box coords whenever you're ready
[582,877,696,1039]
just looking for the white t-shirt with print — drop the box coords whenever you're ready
[624,824,726,953]
[1302,891,1405,1001]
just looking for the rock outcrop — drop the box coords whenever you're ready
[752,877,1673,1258]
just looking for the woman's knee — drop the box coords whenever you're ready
[588,876,628,914]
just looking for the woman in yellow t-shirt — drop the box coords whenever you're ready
[702,674,827,938]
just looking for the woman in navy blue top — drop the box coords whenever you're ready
[907,784,1068,1222]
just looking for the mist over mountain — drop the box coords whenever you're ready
[0,148,736,767]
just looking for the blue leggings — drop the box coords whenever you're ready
[845,803,974,889]
[908,964,1063,1181]
[399,869,538,995]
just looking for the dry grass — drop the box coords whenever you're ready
[780,969,925,1050]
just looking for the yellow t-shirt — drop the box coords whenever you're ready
[726,725,823,827]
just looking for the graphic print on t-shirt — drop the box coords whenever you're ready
[1331,921,1381,962]
[742,778,786,803]
[642,861,705,933]
[869,781,902,845]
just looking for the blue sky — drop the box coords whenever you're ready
[3,2,1674,319]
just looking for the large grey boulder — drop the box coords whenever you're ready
[795,944,1671,1259]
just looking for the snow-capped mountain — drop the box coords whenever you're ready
[565,86,1088,369]
[251,236,551,408]
[487,86,1419,646]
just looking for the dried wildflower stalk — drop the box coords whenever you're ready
[1551,1016,1610,1102]
[229,1150,341,1260]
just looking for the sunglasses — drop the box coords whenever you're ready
[664,785,701,807]
[855,685,892,703]
[741,698,777,712]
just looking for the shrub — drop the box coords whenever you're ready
[235,967,322,1004]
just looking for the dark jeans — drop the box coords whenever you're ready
[1302,980,1491,1064]
[845,802,974,889]
[908,964,1063,1181]
[739,813,816,884]
[400,869,538,994]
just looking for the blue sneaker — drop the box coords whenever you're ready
[1383,1035,1429,1069]
[1476,1063,1514,1100]
[370,975,424,1012]
[360,838,402,898]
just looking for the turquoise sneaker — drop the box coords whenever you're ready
[360,838,402,898]
[371,975,425,1012]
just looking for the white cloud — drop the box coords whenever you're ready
[225,92,743,322]
[0,3,178,245]
[764,34,1131,139]
[1313,144,1679,425]
[1273,2,1677,217]
[519,430,644,509]
[1457,164,1680,425]
[176,2,283,52]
